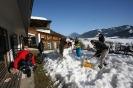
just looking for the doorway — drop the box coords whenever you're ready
[0,27,9,64]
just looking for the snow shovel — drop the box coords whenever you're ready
[83,62,94,68]
[82,53,102,69]
[82,57,94,69]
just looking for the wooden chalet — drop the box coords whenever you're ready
[28,29,62,50]
[27,16,64,50]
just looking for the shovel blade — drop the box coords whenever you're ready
[83,62,94,68]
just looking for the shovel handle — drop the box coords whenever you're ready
[94,53,102,57]
[88,53,102,60]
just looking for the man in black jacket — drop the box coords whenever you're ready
[98,33,105,43]
[38,38,45,63]
[90,40,109,69]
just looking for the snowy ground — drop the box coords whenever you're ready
[43,50,133,88]
[82,37,133,45]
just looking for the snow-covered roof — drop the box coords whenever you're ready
[31,16,47,20]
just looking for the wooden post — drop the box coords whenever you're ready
[52,36,54,49]
[45,35,48,50]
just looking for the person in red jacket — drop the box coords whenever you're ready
[13,50,37,77]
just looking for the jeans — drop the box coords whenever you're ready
[40,53,45,61]
[18,60,33,75]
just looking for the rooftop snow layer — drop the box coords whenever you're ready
[31,16,47,20]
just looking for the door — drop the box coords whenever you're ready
[54,42,58,49]
[0,29,5,62]
[0,27,9,64]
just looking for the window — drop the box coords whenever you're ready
[48,42,52,49]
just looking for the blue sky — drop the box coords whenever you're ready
[32,0,133,36]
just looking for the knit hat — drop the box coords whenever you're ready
[66,38,70,43]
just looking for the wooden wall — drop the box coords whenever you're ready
[28,29,62,50]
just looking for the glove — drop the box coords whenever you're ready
[33,65,38,71]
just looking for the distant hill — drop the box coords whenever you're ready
[68,32,80,38]
[78,25,133,38]
[108,28,133,37]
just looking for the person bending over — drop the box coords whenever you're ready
[59,37,71,57]
[90,40,109,69]
[13,50,37,77]
[98,33,105,43]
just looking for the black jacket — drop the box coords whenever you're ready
[60,37,67,46]
[75,40,78,45]
[38,41,44,52]
[99,37,105,43]
[94,41,108,55]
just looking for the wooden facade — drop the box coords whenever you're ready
[28,29,62,50]
[28,17,74,50]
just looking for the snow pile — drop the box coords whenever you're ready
[80,39,93,49]
[44,50,133,88]
[56,47,72,56]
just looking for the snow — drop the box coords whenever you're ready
[82,37,133,45]
[28,33,35,37]
[126,26,131,29]
[129,29,133,33]
[80,39,93,48]
[42,38,133,88]
[97,29,102,32]
[43,50,133,88]
[31,16,47,20]
[105,38,133,45]
[78,37,132,49]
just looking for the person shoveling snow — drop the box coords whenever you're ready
[90,40,109,69]
[75,39,82,57]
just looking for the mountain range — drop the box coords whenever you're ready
[68,32,80,38]
[68,25,133,38]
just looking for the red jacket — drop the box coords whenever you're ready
[14,50,36,69]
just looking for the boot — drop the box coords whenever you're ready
[98,65,102,69]
[103,63,107,66]
[27,73,31,78]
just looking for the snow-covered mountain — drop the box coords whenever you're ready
[79,25,133,38]
[68,32,80,38]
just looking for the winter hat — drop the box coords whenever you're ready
[66,38,71,43]
[75,37,78,41]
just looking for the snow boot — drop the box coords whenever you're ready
[98,65,102,69]
[103,63,107,66]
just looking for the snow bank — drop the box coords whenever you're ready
[44,50,133,88]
